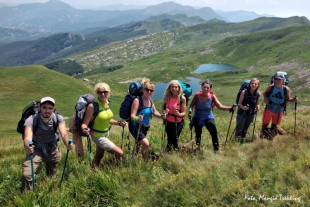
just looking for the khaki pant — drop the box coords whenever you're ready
[21,148,61,192]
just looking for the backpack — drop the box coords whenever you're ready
[268,71,289,113]
[74,94,101,137]
[190,90,215,111]
[235,79,251,104]
[270,71,289,85]
[178,80,192,104]
[17,100,58,139]
[119,82,144,121]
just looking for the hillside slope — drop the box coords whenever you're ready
[0,66,93,137]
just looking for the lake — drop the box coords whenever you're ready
[153,64,239,100]
[194,63,239,74]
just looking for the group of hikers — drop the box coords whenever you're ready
[20,72,298,192]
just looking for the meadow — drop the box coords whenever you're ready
[1,22,310,206]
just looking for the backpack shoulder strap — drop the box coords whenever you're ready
[283,85,287,98]
[211,93,215,108]
[190,93,199,109]
[137,96,144,113]
[92,100,100,117]
[51,113,58,132]
[33,114,39,134]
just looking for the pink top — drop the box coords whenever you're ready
[165,96,182,123]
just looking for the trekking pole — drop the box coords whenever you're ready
[87,135,92,167]
[161,119,165,154]
[28,141,36,193]
[121,122,125,149]
[228,110,246,141]
[174,108,178,151]
[190,118,193,151]
[132,113,143,158]
[59,138,72,188]
[132,122,141,158]
[127,132,130,151]
[224,108,235,147]
[251,112,258,140]
[294,95,297,135]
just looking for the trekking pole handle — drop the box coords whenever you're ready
[229,104,238,113]
[27,141,34,154]
[68,138,72,145]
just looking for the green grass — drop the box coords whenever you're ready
[1,19,310,206]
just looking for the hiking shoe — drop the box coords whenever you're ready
[276,126,286,135]
[264,128,278,140]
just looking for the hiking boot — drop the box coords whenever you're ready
[264,128,278,140]
[276,126,286,135]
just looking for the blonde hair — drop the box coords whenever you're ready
[249,78,260,94]
[141,78,154,91]
[94,82,111,98]
[163,80,183,103]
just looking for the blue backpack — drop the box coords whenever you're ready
[178,80,192,104]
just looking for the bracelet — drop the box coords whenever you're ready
[133,116,139,123]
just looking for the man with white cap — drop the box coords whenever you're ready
[260,73,298,139]
[21,97,73,192]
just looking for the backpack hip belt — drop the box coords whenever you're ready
[92,125,111,134]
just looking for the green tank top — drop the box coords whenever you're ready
[92,98,112,137]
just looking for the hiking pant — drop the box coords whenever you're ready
[165,119,184,151]
[21,148,61,192]
[235,112,254,138]
[262,108,283,125]
[193,118,219,151]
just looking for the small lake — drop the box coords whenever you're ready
[153,77,201,100]
[153,63,239,100]
[194,63,239,74]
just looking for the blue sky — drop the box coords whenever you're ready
[1,0,309,20]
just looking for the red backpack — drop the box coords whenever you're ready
[190,90,215,110]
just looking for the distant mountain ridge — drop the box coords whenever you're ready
[0,0,271,44]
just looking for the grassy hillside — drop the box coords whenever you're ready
[0,66,93,138]
[1,65,310,205]
[70,16,310,74]
[1,18,310,206]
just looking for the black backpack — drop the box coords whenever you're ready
[17,100,58,139]
[235,79,251,104]
[119,82,143,121]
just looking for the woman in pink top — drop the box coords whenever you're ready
[162,80,186,151]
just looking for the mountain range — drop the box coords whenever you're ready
[0,0,273,45]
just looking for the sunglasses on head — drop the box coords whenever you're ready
[97,90,109,95]
[145,88,154,92]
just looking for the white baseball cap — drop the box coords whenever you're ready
[40,97,55,105]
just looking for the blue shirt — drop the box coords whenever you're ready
[267,86,286,113]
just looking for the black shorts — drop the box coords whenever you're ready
[129,122,150,142]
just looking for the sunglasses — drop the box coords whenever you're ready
[97,90,109,95]
[145,88,154,93]
[274,78,281,81]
